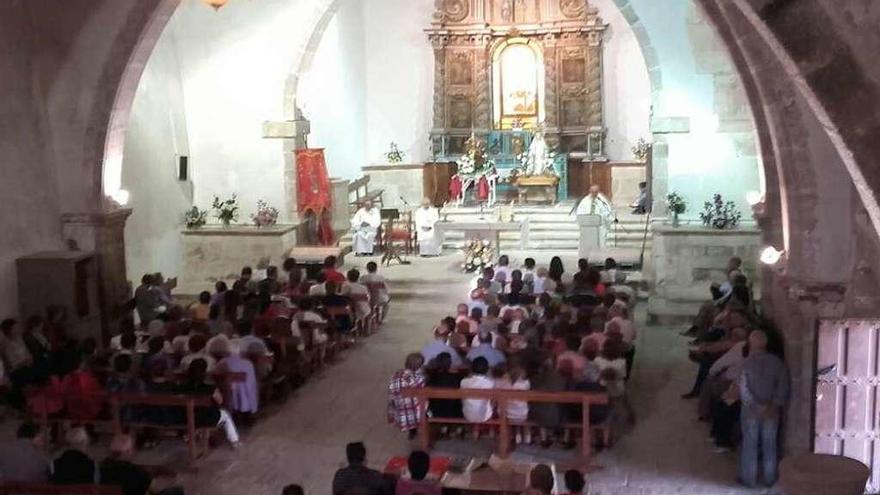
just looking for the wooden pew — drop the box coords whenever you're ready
[348,175,384,214]
[29,380,244,463]
[0,484,121,495]
[402,387,609,465]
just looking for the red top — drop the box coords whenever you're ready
[322,268,346,284]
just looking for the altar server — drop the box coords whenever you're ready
[414,198,442,257]
[351,201,381,256]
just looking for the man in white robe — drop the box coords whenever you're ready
[414,198,441,256]
[573,185,614,248]
[351,201,381,256]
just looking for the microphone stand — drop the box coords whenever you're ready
[398,197,412,265]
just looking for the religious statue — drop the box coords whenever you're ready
[521,129,556,176]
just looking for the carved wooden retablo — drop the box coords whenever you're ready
[428,0,606,159]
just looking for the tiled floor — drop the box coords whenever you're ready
[170,253,767,495]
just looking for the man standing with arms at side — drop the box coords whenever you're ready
[738,330,789,489]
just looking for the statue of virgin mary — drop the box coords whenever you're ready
[523,129,554,176]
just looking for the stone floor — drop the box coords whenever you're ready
[161,253,770,494]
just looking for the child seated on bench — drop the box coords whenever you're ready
[461,357,494,438]
[494,361,531,444]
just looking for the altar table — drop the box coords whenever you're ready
[434,220,529,251]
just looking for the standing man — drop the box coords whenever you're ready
[738,330,789,488]
[414,198,441,257]
[575,184,614,218]
[351,201,381,256]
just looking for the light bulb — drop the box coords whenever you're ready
[760,246,784,265]
[746,191,764,206]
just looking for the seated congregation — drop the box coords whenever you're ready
[388,255,636,458]
[0,254,393,494]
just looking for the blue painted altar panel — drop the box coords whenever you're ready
[441,131,568,200]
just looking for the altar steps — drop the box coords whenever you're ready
[337,205,652,253]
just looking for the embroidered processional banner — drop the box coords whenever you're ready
[295,148,334,245]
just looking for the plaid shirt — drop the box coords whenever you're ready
[387,369,425,431]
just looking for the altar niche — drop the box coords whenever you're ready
[427,0,607,160]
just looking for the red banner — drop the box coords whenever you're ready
[296,148,332,215]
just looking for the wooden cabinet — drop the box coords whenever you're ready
[17,251,101,342]
[568,159,612,200]
[422,162,457,206]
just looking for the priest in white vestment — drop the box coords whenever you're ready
[351,201,381,256]
[574,185,614,219]
[414,198,441,256]
[573,185,614,248]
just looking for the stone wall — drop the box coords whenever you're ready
[362,165,424,210]
[648,225,761,322]
[178,225,298,295]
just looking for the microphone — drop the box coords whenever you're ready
[399,196,410,206]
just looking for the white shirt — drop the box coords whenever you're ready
[495,377,530,421]
[575,193,613,219]
[461,374,495,423]
[606,316,637,345]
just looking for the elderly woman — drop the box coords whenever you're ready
[211,337,259,417]
[387,353,426,439]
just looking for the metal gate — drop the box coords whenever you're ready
[815,319,880,493]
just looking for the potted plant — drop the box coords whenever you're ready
[251,200,279,227]
[184,206,208,229]
[666,192,687,227]
[212,194,239,227]
[700,193,743,229]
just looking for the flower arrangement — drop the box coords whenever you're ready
[462,239,495,273]
[184,206,208,229]
[700,193,743,229]
[251,200,279,227]
[667,192,687,215]
[212,194,239,226]
[456,134,494,176]
[632,138,651,162]
[385,142,405,164]
[667,192,687,227]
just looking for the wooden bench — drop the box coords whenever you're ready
[0,484,121,495]
[348,176,384,214]
[402,387,609,465]
[29,388,238,463]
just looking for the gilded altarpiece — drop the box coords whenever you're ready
[428,0,606,159]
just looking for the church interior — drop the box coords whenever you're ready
[2,0,880,494]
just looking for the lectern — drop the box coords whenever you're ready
[578,214,604,259]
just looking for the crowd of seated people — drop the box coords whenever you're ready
[329,440,590,495]
[388,255,637,450]
[0,255,394,491]
[0,424,185,495]
[678,256,790,489]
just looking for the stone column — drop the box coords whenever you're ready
[543,34,559,131]
[61,208,132,342]
[263,110,311,224]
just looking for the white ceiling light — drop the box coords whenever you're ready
[760,246,785,265]
[746,191,764,206]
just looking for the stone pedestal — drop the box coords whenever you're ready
[178,224,298,295]
[648,224,761,323]
[578,214,603,259]
[61,208,132,342]
[330,179,351,236]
